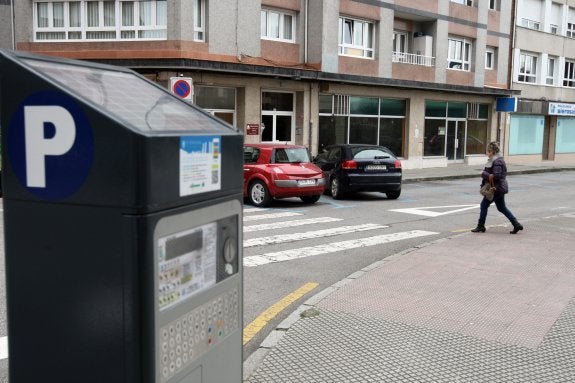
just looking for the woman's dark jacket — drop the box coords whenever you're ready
[481,156,509,195]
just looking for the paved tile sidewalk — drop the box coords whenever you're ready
[245,213,575,383]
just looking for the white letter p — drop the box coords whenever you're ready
[24,106,76,188]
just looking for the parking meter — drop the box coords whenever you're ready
[0,50,243,383]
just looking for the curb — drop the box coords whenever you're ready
[403,166,575,184]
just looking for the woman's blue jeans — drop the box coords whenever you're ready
[479,194,516,224]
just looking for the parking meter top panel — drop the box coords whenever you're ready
[21,57,221,135]
[0,50,243,211]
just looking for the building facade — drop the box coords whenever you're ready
[509,0,575,164]
[0,0,14,50]
[10,0,560,169]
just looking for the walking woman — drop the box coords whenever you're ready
[472,141,524,234]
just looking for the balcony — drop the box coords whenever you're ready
[392,51,435,67]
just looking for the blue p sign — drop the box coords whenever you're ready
[7,91,94,200]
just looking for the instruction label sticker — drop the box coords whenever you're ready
[157,222,217,311]
[180,135,221,196]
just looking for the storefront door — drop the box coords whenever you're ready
[261,91,294,143]
[446,120,465,161]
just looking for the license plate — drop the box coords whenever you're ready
[298,179,316,186]
[366,165,388,171]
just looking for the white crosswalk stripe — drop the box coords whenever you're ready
[243,211,303,222]
[244,223,388,248]
[244,230,438,267]
[244,217,342,233]
[242,207,439,267]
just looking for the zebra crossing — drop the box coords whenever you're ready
[242,208,439,267]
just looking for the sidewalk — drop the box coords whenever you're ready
[244,163,575,383]
[402,162,575,183]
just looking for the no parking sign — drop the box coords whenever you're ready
[170,77,194,101]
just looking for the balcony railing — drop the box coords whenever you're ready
[392,51,435,67]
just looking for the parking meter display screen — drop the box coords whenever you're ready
[22,58,225,133]
[157,223,217,311]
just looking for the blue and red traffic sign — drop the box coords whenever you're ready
[170,77,193,100]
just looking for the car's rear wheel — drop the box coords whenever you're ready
[386,189,401,200]
[249,180,272,207]
[300,195,321,204]
[330,177,343,199]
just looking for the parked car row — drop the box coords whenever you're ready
[243,143,402,207]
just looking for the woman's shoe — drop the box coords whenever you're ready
[471,225,486,233]
[510,220,523,234]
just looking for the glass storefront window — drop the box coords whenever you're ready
[318,115,348,151]
[380,99,406,116]
[478,104,488,119]
[466,120,488,154]
[556,118,575,153]
[318,95,405,153]
[424,120,446,156]
[349,117,378,144]
[447,102,466,118]
[262,92,293,111]
[350,96,378,115]
[379,118,404,156]
[509,115,544,155]
[425,100,447,117]
[195,86,235,109]
[319,94,332,114]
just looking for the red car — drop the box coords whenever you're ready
[243,143,325,207]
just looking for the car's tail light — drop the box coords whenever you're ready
[342,160,357,169]
[394,160,402,168]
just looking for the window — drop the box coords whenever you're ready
[194,0,205,41]
[564,60,575,88]
[393,31,408,54]
[568,23,575,38]
[195,86,236,126]
[488,0,499,10]
[261,8,295,42]
[424,101,488,157]
[509,115,544,155]
[521,18,541,30]
[518,52,538,83]
[550,24,558,34]
[261,92,295,143]
[546,56,557,85]
[451,0,473,5]
[447,37,471,71]
[485,47,495,70]
[243,147,260,164]
[318,95,405,155]
[556,118,575,153]
[338,17,374,59]
[34,1,167,41]
[549,2,562,34]
[466,104,489,155]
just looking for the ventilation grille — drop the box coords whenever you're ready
[333,95,349,115]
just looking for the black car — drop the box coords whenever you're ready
[314,144,402,199]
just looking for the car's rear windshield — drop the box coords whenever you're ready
[352,147,393,159]
[275,148,311,163]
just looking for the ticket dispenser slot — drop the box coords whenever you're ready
[155,200,242,383]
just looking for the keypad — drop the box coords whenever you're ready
[159,288,239,382]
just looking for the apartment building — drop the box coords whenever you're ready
[509,0,575,164]
[8,0,519,169]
